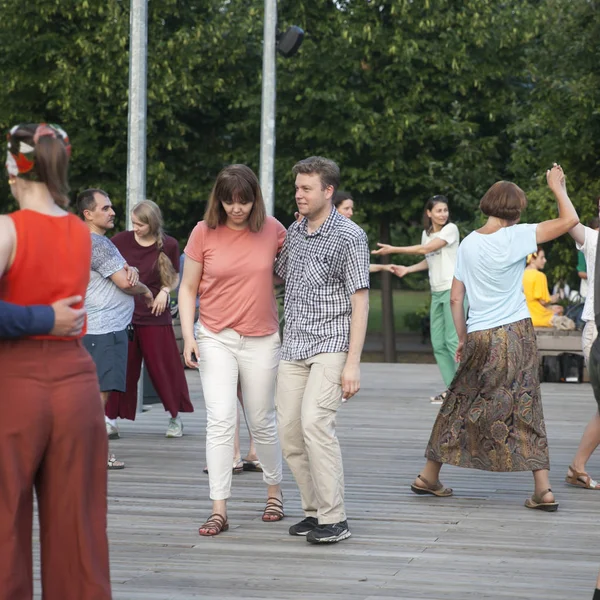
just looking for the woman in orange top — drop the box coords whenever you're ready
[179,164,286,536]
[522,246,563,327]
[0,124,111,600]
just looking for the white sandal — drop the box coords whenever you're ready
[107,454,125,470]
[430,391,447,404]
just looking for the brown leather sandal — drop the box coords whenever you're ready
[524,488,559,512]
[410,474,453,497]
[198,513,229,536]
[565,466,600,490]
[262,497,284,522]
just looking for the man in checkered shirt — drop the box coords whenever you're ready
[275,156,370,544]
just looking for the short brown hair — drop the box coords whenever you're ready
[479,181,527,222]
[76,188,108,218]
[204,164,266,232]
[292,156,340,193]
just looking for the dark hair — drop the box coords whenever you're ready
[479,181,527,222]
[422,195,450,234]
[334,190,353,208]
[588,217,600,230]
[76,188,108,218]
[204,164,266,232]
[292,156,340,194]
[527,245,544,265]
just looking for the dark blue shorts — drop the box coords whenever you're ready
[83,329,128,393]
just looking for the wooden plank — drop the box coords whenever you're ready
[30,364,600,599]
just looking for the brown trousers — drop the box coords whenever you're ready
[0,339,111,600]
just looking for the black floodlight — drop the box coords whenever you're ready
[277,26,304,58]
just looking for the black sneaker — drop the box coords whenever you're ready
[306,520,351,544]
[288,516,318,536]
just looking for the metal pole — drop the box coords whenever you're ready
[126,0,148,412]
[259,0,277,216]
[126,0,148,228]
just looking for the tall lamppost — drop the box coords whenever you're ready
[126,0,148,229]
[259,0,304,216]
[126,0,148,410]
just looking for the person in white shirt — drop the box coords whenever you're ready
[372,195,460,402]
[565,214,600,490]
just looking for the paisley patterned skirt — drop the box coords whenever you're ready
[425,318,550,472]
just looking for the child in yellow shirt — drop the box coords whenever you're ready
[522,247,563,327]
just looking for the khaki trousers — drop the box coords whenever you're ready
[276,352,347,524]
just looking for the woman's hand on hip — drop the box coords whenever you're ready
[183,338,200,369]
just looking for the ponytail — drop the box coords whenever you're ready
[35,136,70,207]
[6,123,71,207]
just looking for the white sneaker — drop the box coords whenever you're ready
[430,391,447,405]
[166,415,183,438]
[106,422,120,439]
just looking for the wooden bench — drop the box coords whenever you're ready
[535,328,583,356]
[534,328,587,382]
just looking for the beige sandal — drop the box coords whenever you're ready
[565,466,600,490]
[524,488,559,512]
[107,454,125,470]
[410,474,453,497]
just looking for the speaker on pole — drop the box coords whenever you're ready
[277,26,304,58]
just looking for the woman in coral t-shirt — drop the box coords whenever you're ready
[179,164,286,536]
[0,124,110,599]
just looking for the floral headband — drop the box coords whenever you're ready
[6,123,71,180]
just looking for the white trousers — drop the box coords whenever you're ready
[582,320,598,365]
[196,324,282,500]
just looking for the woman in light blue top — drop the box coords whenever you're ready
[410,164,579,512]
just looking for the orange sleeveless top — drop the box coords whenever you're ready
[0,209,91,339]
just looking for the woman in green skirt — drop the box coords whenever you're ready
[372,195,460,403]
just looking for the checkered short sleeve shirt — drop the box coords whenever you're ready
[275,208,370,361]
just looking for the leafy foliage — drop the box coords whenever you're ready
[0,0,597,289]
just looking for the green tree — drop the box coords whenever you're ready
[511,0,600,287]
[0,0,267,243]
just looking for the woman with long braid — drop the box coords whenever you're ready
[107,200,193,437]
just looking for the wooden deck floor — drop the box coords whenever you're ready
[35,364,600,599]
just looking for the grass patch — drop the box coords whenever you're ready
[367,289,430,334]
